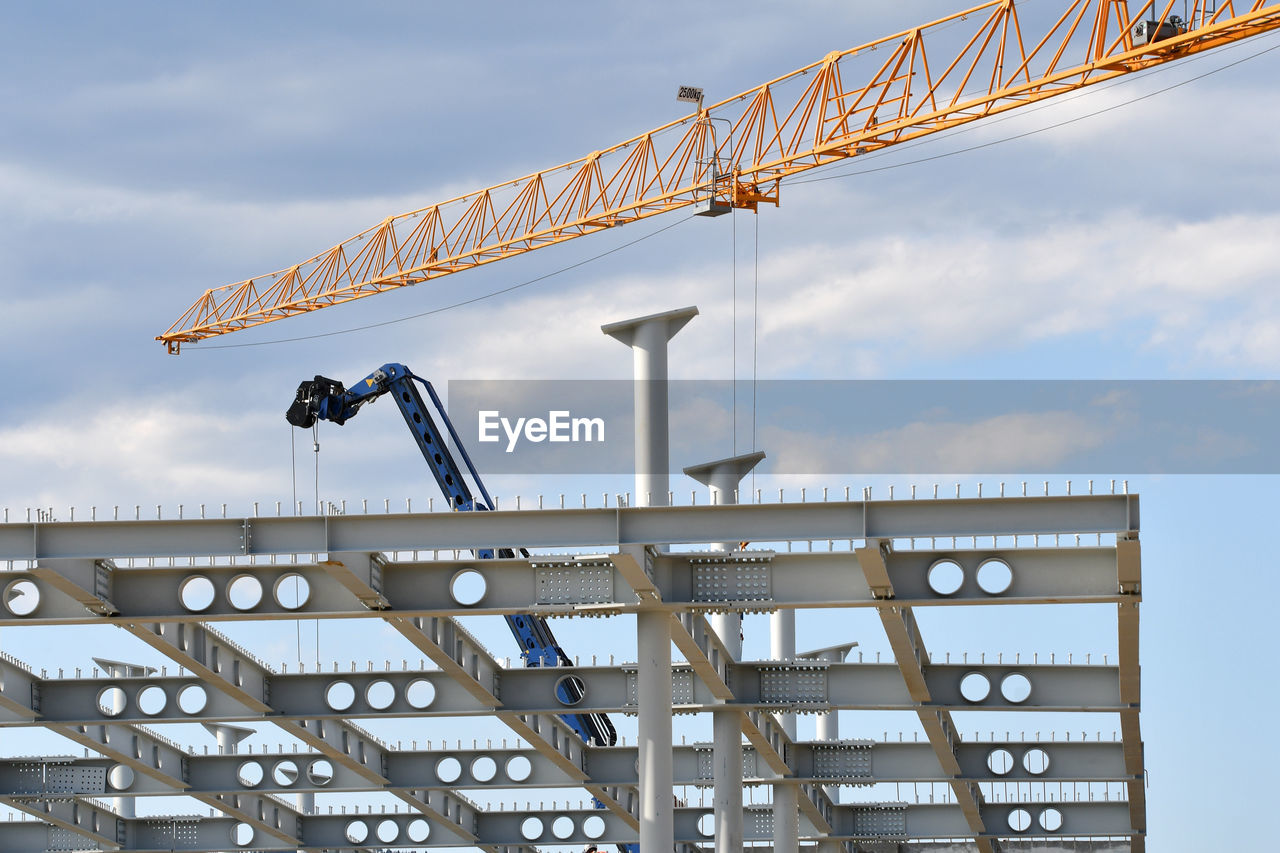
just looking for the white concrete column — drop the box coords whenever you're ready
[769,606,797,853]
[710,706,743,853]
[773,780,799,853]
[605,307,696,853]
[603,306,698,508]
[637,608,674,853]
[94,658,156,818]
[769,610,797,738]
[684,451,764,853]
[683,451,765,654]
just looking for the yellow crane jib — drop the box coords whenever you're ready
[157,1,1280,352]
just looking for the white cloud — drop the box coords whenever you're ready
[763,408,1110,474]
[0,396,283,511]
[744,210,1280,372]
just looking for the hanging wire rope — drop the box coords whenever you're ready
[312,423,320,515]
[731,208,737,456]
[289,425,302,663]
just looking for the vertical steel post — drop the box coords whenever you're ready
[605,306,697,853]
[684,451,765,853]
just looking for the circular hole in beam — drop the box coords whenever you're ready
[552,816,575,840]
[97,686,127,717]
[506,755,532,782]
[227,574,263,611]
[520,817,544,841]
[307,759,334,787]
[406,678,436,709]
[406,818,430,843]
[176,684,208,715]
[179,575,215,612]
[436,756,462,784]
[236,761,264,788]
[107,764,135,791]
[583,814,606,840]
[450,569,487,606]
[231,822,254,847]
[471,755,497,783]
[554,674,587,707]
[344,820,369,844]
[1000,672,1032,704]
[959,671,991,703]
[273,573,311,610]
[1023,747,1051,775]
[376,819,399,843]
[976,558,1013,594]
[272,760,299,787]
[4,580,40,616]
[366,680,395,711]
[986,748,1014,776]
[926,559,964,595]
[137,685,167,716]
[1007,808,1032,832]
[1039,806,1064,832]
[325,681,356,712]
[697,813,716,837]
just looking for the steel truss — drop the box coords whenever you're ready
[0,495,1143,851]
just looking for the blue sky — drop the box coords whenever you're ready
[2,2,1279,850]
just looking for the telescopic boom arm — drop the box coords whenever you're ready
[286,362,618,747]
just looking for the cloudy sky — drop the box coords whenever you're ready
[2,2,1278,849]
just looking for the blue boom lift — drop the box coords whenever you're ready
[286,362,618,748]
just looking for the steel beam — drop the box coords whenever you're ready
[0,495,1140,563]
[0,800,1139,850]
[0,739,1133,799]
[3,546,1131,628]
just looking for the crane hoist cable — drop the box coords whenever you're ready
[157,0,1280,353]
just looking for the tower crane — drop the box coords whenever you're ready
[158,1,1280,353]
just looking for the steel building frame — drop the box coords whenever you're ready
[0,494,1143,852]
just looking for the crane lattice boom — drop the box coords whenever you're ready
[159,0,1280,352]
